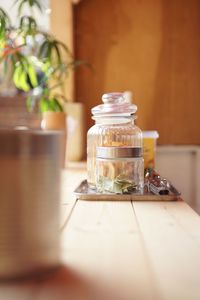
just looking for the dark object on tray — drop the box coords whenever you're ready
[144,168,174,195]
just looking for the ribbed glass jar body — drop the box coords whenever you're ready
[87,116,143,189]
[96,156,144,194]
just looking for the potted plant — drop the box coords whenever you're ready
[0,0,81,130]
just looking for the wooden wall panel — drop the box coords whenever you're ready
[74,0,200,144]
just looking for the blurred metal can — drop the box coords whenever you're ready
[0,129,63,279]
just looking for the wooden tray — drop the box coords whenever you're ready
[74,180,181,201]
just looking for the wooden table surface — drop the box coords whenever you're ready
[1,164,200,300]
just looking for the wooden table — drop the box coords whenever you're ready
[1,164,200,300]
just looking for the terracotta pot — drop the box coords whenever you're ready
[41,111,66,131]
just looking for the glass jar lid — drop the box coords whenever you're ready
[91,92,137,117]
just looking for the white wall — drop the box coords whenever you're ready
[0,0,50,30]
[156,146,200,214]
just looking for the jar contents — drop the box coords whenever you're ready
[96,146,144,194]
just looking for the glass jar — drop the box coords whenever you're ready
[87,92,143,189]
[96,146,144,194]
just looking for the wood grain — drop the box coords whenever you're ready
[74,0,200,145]
[61,200,159,300]
[1,166,200,300]
[133,201,200,300]
[60,165,86,229]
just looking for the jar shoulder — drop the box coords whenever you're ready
[87,124,98,135]
[88,123,142,135]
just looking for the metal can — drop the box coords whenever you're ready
[0,129,62,279]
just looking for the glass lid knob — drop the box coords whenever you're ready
[102,92,124,104]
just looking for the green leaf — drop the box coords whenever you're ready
[19,15,37,36]
[41,61,50,73]
[13,64,30,92]
[13,0,21,6]
[53,42,62,65]
[27,63,38,87]
[57,40,72,56]
[34,0,42,12]
[0,7,10,23]
[10,55,17,75]
[49,98,63,112]
[39,97,63,113]
[39,98,50,113]
[38,40,50,59]
[19,71,30,92]
[14,0,43,16]
[26,95,32,111]
[0,8,10,40]
[17,0,26,16]
[13,65,22,88]
[0,17,5,36]
[3,57,8,74]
